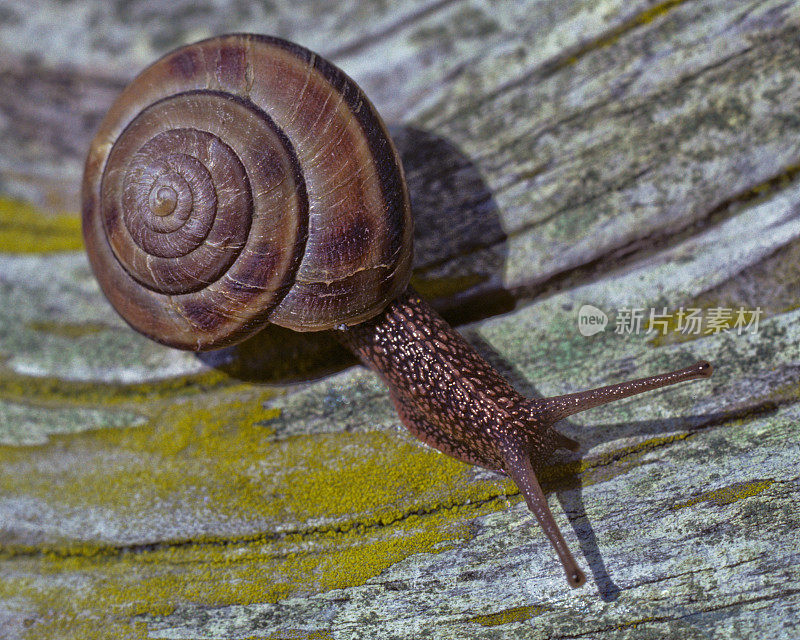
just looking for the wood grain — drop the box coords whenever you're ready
[1,1,798,638]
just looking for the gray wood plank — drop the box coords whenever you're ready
[0,1,799,638]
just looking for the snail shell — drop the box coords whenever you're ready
[82,34,413,350]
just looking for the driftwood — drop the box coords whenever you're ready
[1,1,799,638]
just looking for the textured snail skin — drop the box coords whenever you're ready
[338,289,713,587]
[82,34,714,588]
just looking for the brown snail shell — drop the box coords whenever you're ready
[82,34,413,350]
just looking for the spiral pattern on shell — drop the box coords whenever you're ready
[82,34,412,350]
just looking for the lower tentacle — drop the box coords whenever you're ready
[501,441,586,588]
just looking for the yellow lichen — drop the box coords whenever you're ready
[25,320,112,339]
[556,0,687,69]
[671,479,774,510]
[0,381,497,639]
[0,197,82,253]
[0,360,707,639]
[410,273,487,300]
[468,604,549,627]
[0,368,243,408]
[539,432,693,491]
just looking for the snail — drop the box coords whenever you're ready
[82,33,713,588]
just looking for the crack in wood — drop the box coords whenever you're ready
[550,587,800,639]
[327,0,463,60]
[507,157,800,305]
[433,0,693,128]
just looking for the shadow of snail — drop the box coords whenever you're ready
[81,33,713,589]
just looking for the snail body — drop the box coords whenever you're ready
[82,34,713,588]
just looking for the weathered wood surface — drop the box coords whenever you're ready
[1,1,799,638]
